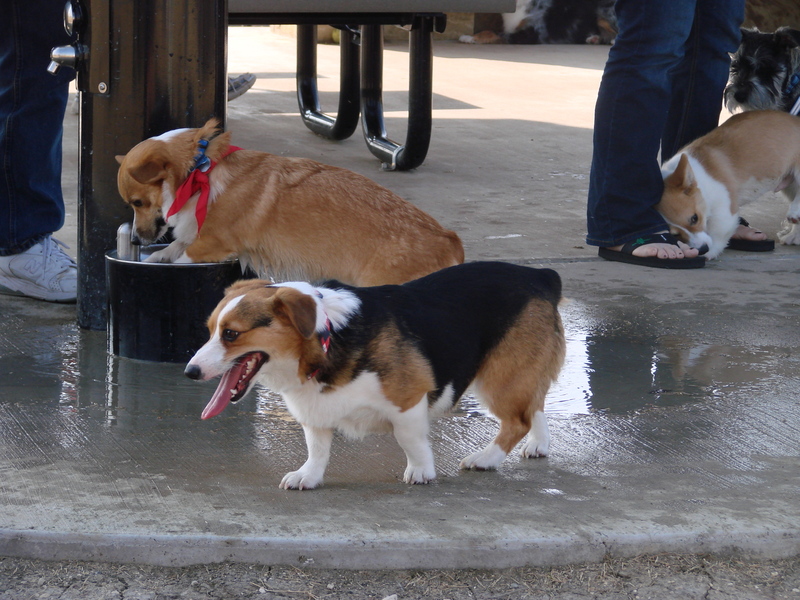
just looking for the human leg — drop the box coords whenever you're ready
[661,0,746,158]
[0,0,77,300]
[587,0,700,262]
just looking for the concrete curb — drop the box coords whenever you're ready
[2,529,798,569]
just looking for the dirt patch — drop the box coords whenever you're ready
[1,553,798,599]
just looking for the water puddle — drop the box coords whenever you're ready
[545,300,796,416]
[459,300,797,418]
[2,292,798,496]
[1,296,796,429]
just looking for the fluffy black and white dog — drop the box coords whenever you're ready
[460,0,617,45]
[724,27,800,115]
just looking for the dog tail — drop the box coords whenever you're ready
[538,267,563,307]
[447,231,466,265]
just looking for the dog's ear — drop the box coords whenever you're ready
[774,27,800,49]
[128,158,169,185]
[115,155,126,165]
[272,288,318,339]
[197,118,221,142]
[739,27,758,42]
[666,154,696,192]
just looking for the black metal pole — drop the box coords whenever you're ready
[76,0,227,330]
[359,24,393,166]
[360,17,438,171]
[297,24,361,141]
[402,16,435,169]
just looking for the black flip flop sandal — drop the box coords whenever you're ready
[598,232,706,269]
[726,217,775,252]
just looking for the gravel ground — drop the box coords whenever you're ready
[1,554,798,599]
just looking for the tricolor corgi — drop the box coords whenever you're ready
[658,110,800,259]
[185,262,566,489]
[115,119,464,286]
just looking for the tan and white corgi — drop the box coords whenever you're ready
[658,110,800,259]
[115,119,464,286]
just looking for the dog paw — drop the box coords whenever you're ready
[403,464,436,484]
[143,249,172,263]
[778,223,800,245]
[460,443,507,471]
[520,438,549,458]
[279,470,322,490]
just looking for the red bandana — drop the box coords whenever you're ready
[167,144,241,231]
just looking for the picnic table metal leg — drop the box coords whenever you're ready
[359,16,435,171]
[297,24,361,140]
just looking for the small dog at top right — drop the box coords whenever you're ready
[724,27,800,115]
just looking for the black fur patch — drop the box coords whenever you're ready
[317,262,562,403]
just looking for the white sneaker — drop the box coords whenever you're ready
[227,73,256,101]
[0,236,78,303]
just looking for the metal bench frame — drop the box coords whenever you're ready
[230,12,446,170]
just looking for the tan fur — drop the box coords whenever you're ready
[661,111,800,215]
[190,270,566,486]
[659,153,709,236]
[473,299,565,454]
[210,280,564,430]
[366,324,437,412]
[467,30,505,44]
[658,110,800,258]
[685,112,800,202]
[116,119,464,286]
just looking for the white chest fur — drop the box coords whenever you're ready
[261,369,407,439]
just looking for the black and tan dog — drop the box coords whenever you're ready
[185,261,566,489]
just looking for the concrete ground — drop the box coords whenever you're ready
[1,26,799,582]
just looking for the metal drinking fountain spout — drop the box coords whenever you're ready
[48,44,87,75]
[116,224,141,262]
[47,1,86,75]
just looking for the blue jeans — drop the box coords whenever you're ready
[586,0,745,248]
[0,0,74,255]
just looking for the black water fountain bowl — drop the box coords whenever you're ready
[105,225,253,363]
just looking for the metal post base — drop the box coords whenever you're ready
[297,24,361,141]
[360,18,434,171]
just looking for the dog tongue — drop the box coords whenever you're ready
[199,352,267,420]
[200,363,245,420]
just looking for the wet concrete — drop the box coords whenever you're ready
[1,29,799,568]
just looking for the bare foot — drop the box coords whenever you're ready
[730,223,767,242]
[606,234,700,260]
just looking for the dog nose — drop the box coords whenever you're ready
[130,231,142,245]
[184,363,202,380]
[696,244,709,256]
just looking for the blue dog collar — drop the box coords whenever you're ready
[191,139,212,173]
[785,70,800,95]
